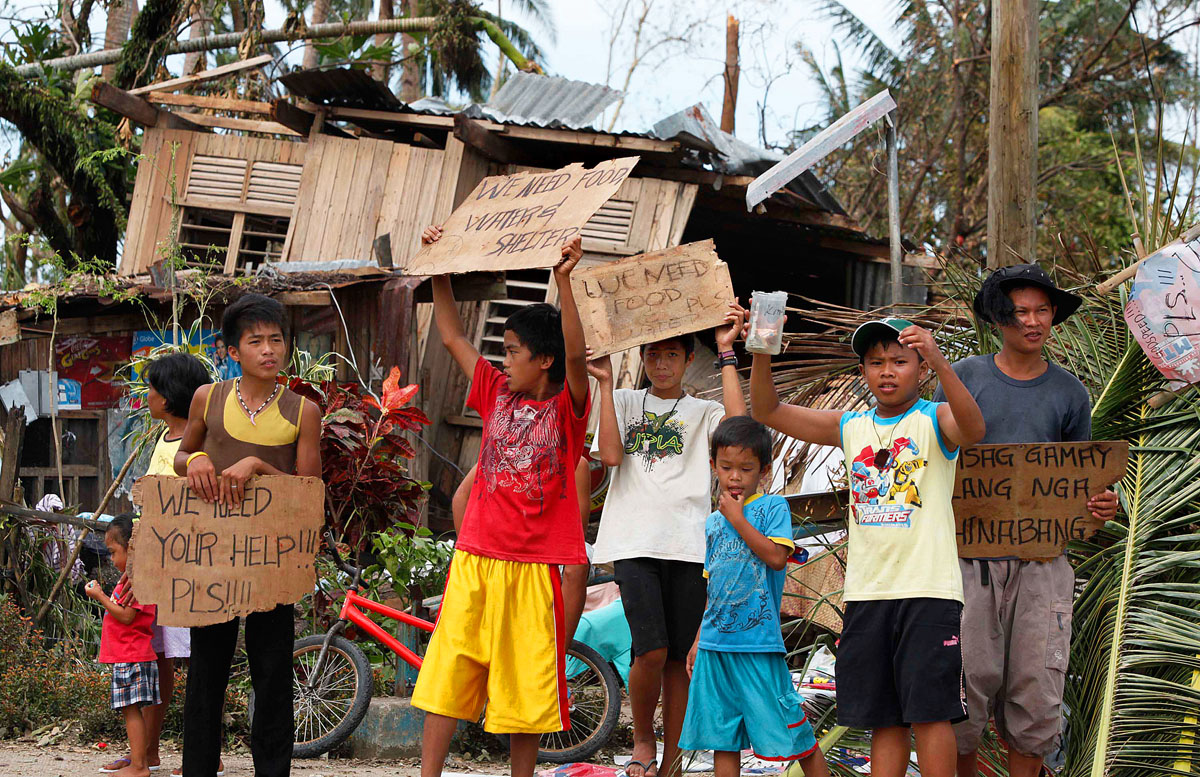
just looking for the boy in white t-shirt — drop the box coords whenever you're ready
[586,304,745,777]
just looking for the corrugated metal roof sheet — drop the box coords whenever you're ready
[279,68,401,110]
[483,72,621,129]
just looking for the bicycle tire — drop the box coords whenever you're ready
[538,640,622,763]
[290,634,373,758]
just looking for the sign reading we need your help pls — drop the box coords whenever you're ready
[130,475,325,627]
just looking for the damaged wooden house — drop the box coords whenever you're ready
[2,61,925,531]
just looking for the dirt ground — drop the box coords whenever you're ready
[4,740,516,777]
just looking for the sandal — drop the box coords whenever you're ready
[100,758,162,773]
[619,759,658,777]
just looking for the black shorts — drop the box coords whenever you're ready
[614,557,706,662]
[836,598,967,728]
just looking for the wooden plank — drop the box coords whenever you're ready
[389,147,434,267]
[453,113,518,163]
[375,143,413,241]
[498,124,679,154]
[746,89,895,209]
[282,135,325,260]
[146,92,273,114]
[174,196,292,219]
[318,139,362,260]
[649,181,680,250]
[173,112,301,136]
[129,53,274,95]
[326,107,499,132]
[432,137,464,222]
[119,127,163,274]
[270,100,353,139]
[351,139,396,262]
[143,130,195,272]
[668,183,698,245]
[625,178,657,253]
[224,212,246,273]
[0,309,17,346]
[275,290,333,306]
[301,137,346,259]
[92,81,160,125]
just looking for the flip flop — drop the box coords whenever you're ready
[619,759,658,777]
[99,759,161,773]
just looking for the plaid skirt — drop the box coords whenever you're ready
[111,661,161,710]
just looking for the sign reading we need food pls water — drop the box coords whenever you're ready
[1125,230,1200,383]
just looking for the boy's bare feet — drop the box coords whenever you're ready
[112,764,151,777]
[100,756,160,772]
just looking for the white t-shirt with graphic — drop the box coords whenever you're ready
[592,389,726,564]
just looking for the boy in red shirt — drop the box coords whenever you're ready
[86,514,160,777]
[413,225,590,777]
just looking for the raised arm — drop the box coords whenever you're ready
[423,225,481,378]
[554,236,589,416]
[587,352,624,467]
[749,352,843,447]
[715,301,748,417]
[175,384,220,502]
[898,326,985,449]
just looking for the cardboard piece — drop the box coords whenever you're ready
[0,309,17,346]
[399,157,640,276]
[1124,230,1200,383]
[954,442,1129,560]
[571,240,734,357]
[129,475,325,627]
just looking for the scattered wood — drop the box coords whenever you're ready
[128,53,274,96]
[145,91,273,114]
[270,100,352,139]
[275,290,333,306]
[90,82,203,131]
[173,111,302,136]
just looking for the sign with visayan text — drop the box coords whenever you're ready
[572,240,735,357]
[398,157,640,276]
[129,475,325,627]
[953,442,1128,560]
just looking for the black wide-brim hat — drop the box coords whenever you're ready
[972,263,1083,326]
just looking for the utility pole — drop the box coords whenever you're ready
[721,14,740,134]
[987,0,1038,268]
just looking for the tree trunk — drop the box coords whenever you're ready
[101,0,139,80]
[720,15,739,134]
[112,0,186,90]
[303,0,332,70]
[182,0,211,75]
[399,0,420,101]
[372,0,394,84]
[986,0,1038,267]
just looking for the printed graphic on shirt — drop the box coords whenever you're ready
[479,392,566,509]
[706,532,774,634]
[623,408,686,471]
[849,436,927,527]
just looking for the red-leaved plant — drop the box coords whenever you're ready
[288,367,430,551]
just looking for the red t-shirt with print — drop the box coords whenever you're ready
[98,581,157,664]
[457,357,589,565]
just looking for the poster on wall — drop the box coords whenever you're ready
[129,329,224,386]
[55,335,132,409]
[1124,230,1200,383]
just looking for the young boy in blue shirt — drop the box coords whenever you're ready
[680,416,829,777]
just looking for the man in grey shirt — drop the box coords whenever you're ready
[934,264,1118,777]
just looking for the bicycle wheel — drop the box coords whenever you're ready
[291,633,373,758]
[539,640,622,763]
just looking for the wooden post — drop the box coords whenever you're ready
[886,116,903,307]
[721,14,740,134]
[987,0,1038,268]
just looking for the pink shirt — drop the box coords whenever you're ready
[98,581,157,664]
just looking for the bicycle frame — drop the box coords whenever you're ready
[337,587,435,669]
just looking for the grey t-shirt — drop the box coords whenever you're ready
[932,354,1091,443]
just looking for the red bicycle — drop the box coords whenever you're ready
[280,531,621,761]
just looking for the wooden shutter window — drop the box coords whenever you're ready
[581,198,635,244]
[247,161,303,208]
[185,156,248,202]
[476,269,554,367]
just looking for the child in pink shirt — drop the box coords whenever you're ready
[85,514,160,777]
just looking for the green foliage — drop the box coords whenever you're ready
[313,34,397,68]
[365,521,453,603]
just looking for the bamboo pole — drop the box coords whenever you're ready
[33,439,147,624]
[15,17,535,78]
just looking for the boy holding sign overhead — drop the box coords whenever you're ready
[174,293,322,777]
[586,305,746,777]
[934,266,1117,777]
[750,317,986,777]
[414,225,591,777]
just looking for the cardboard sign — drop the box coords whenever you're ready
[571,240,734,357]
[1125,230,1200,382]
[129,475,325,627]
[954,442,1128,560]
[399,157,640,276]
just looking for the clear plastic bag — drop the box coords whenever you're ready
[745,291,788,355]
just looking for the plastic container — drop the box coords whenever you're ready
[745,290,788,354]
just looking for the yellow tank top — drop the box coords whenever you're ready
[146,431,182,476]
[202,380,303,474]
[840,398,963,603]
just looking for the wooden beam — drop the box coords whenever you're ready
[18,313,145,337]
[269,100,352,138]
[275,290,333,306]
[453,113,518,163]
[91,81,203,130]
[129,53,274,96]
[637,166,755,187]
[173,111,302,136]
[145,91,273,114]
[498,124,678,154]
[174,196,292,218]
[326,106,473,131]
[987,0,1037,267]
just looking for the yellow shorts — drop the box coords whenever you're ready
[411,550,568,734]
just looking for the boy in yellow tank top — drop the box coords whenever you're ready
[174,294,322,777]
[749,317,986,777]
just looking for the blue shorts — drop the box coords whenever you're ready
[680,649,819,761]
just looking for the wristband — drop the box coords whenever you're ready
[718,350,736,360]
[186,451,210,466]
[713,356,738,370]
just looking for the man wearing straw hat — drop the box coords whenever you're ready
[934,264,1119,777]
